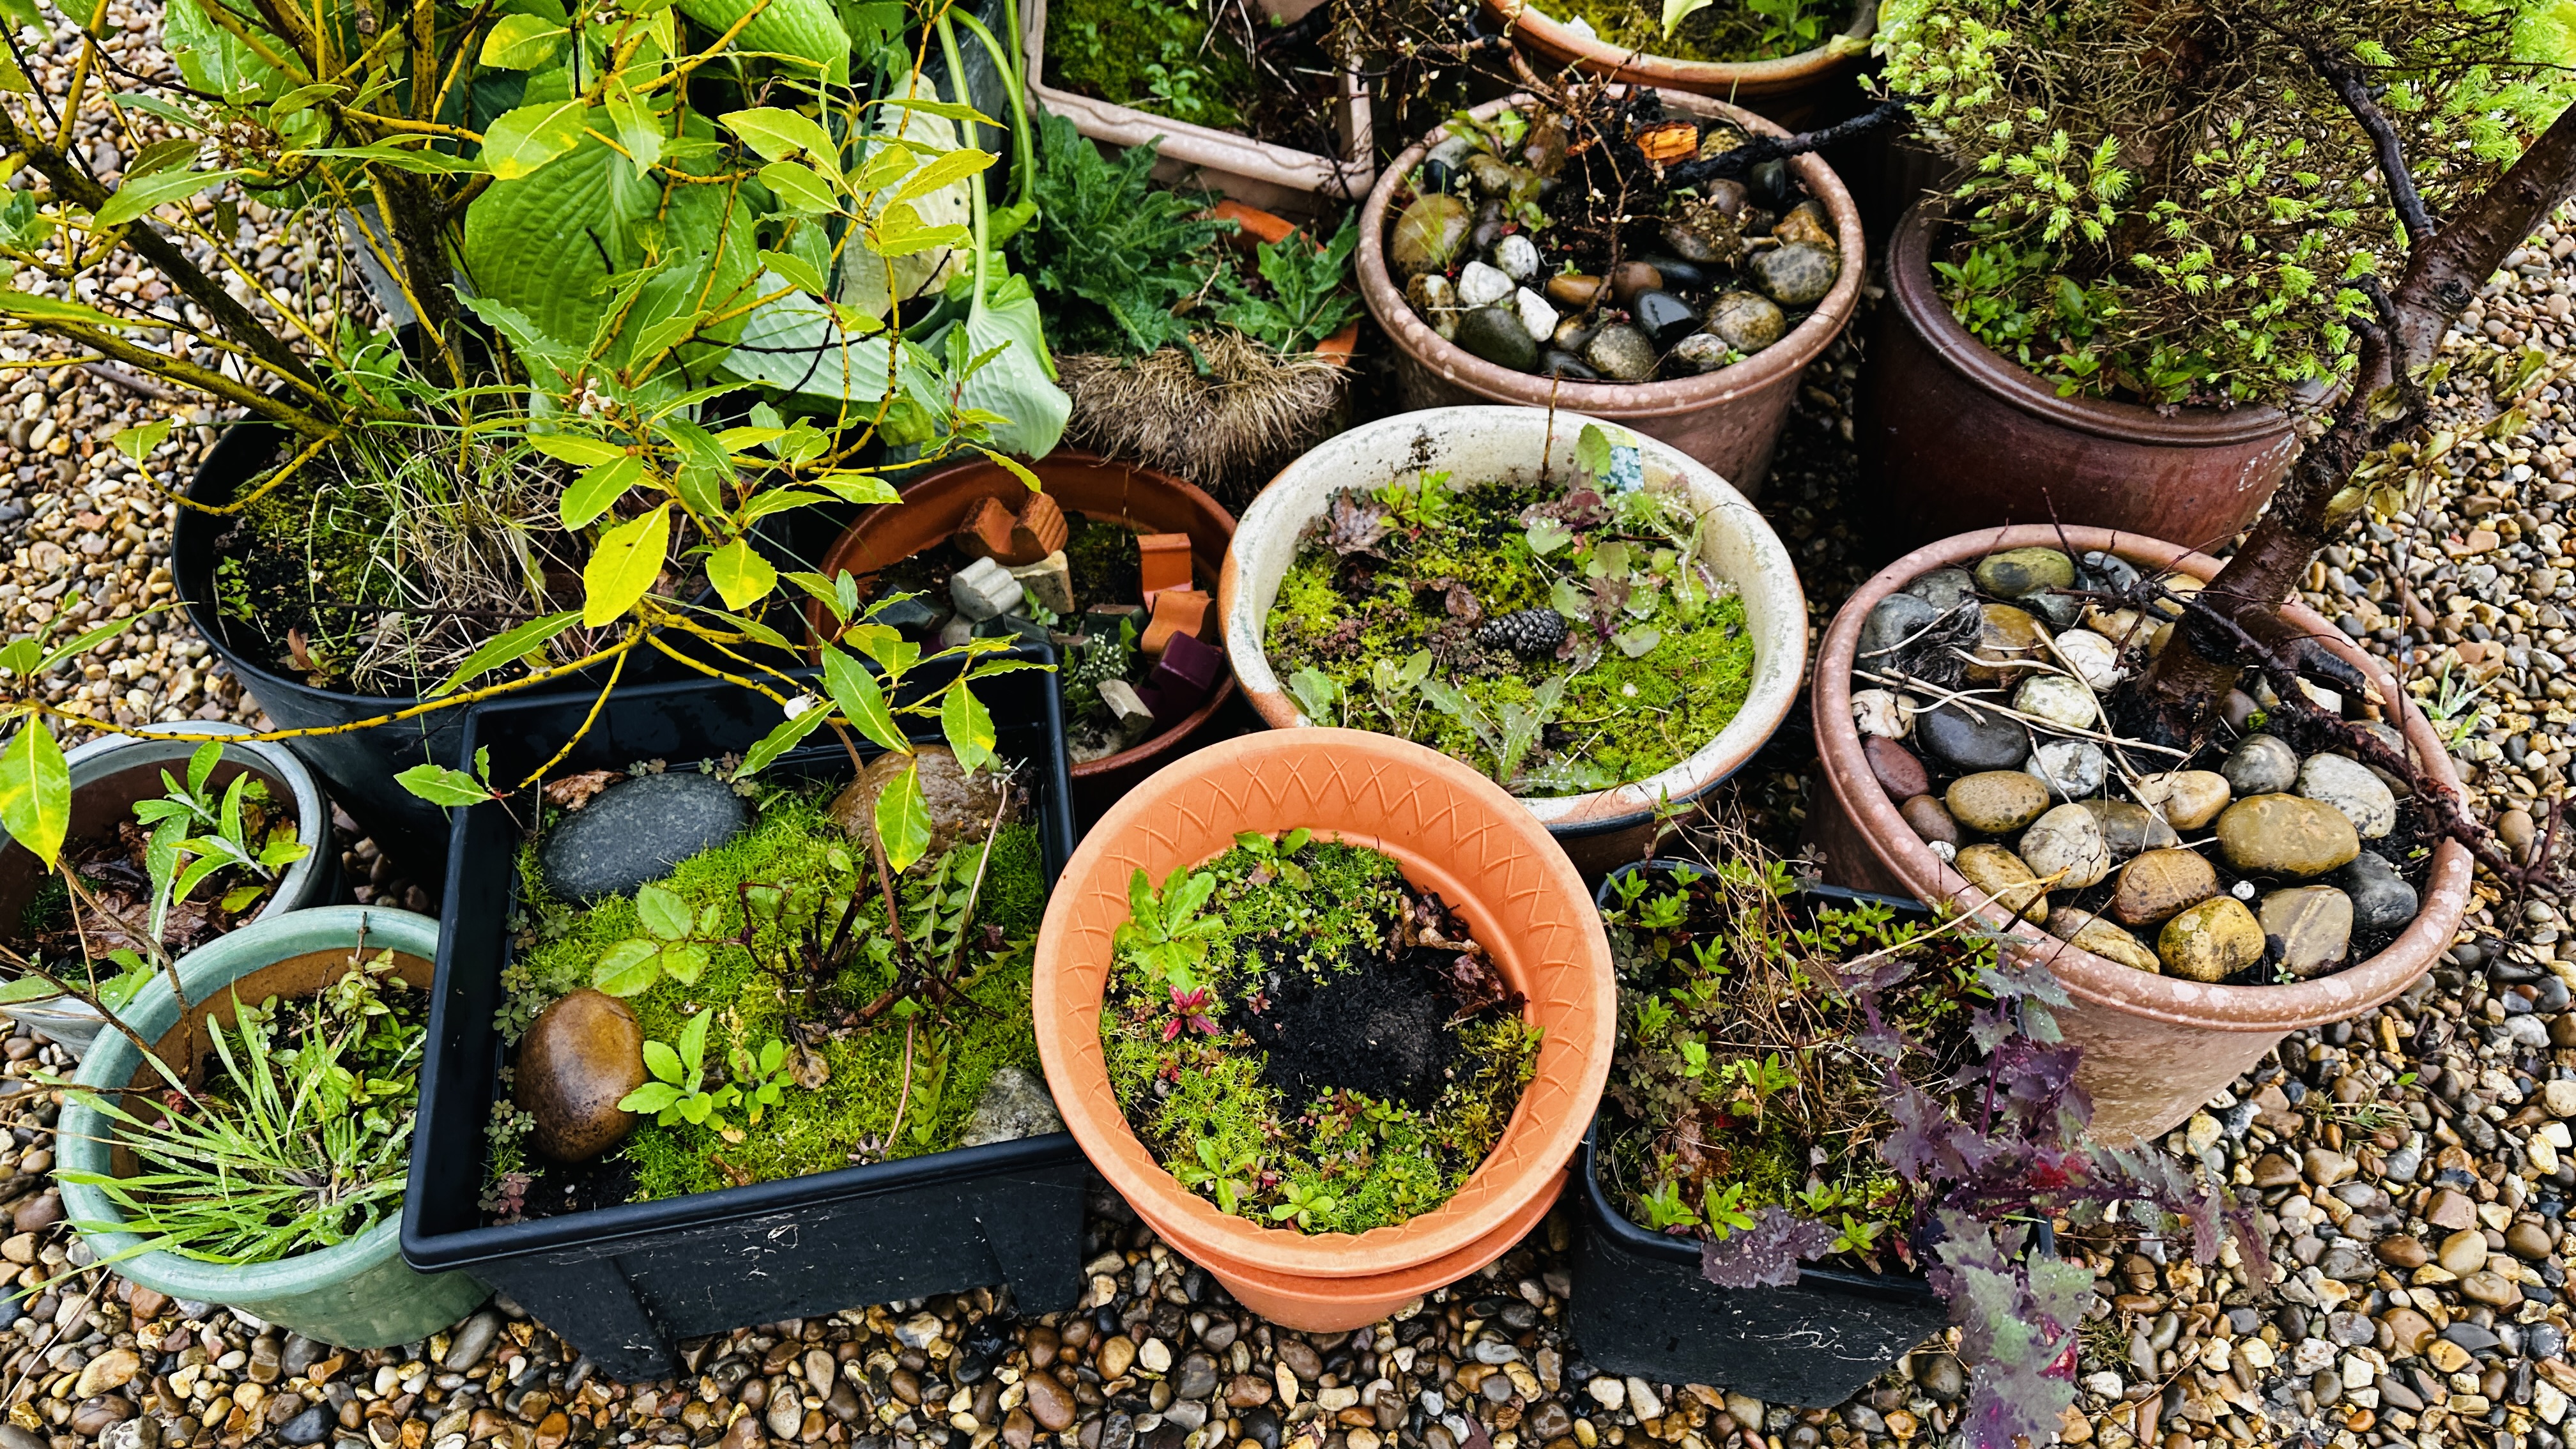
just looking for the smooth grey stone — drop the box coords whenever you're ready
[2222,734,2299,797]
[1455,306,1539,372]
[2027,739,2106,801]
[1583,324,1657,381]
[540,772,747,900]
[280,1406,332,1446]
[1858,594,1940,664]
[1905,568,1977,612]
[1915,699,2030,772]
[960,1066,1065,1147]
[2338,850,2418,931]
[443,1310,502,1371]
[2078,551,2140,593]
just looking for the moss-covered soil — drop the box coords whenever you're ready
[1100,833,1541,1237]
[486,778,1046,1217]
[1598,855,1989,1273]
[1528,0,1850,64]
[1264,466,1758,796]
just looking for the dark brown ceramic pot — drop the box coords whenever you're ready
[1356,91,1864,500]
[1809,525,2473,1145]
[811,452,1238,820]
[1855,203,2312,556]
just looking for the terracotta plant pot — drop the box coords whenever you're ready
[1356,92,1864,498]
[1032,728,1615,1328]
[1807,525,2474,1144]
[59,907,491,1347]
[811,452,1238,816]
[1481,0,1876,127]
[0,723,340,1055]
[1022,0,1375,220]
[1854,203,2310,555]
[1218,406,1808,878]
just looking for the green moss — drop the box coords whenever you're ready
[505,785,1046,1202]
[1044,0,1254,131]
[1533,0,1846,63]
[1265,475,1760,797]
[1100,836,1542,1236]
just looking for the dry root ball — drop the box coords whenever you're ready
[1059,331,1351,505]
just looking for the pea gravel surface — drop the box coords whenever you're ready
[13,6,2576,1446]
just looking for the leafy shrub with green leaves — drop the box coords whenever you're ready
[1880,0,2576,403]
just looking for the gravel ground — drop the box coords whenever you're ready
[13,6,2576,1447]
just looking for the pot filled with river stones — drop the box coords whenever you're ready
[1353,88,1864,494]
[1808,525,2475,1146]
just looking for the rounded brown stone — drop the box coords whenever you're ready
[2109,848,2220,927]
[1962,604,2051,685]
[2156,896,2264,983]
[518,988,647,1163]
[1954,844,2048,923]
[1900,794,1961,847]
[1863,737,1929,802]
[831,744,1020,862]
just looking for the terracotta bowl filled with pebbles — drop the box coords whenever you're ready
[1808,525,2474,1144]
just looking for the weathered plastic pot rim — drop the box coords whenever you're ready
[1217,406,1809,837]
[1031,727,1617,1291]
[1482,0,1876,98]
[1814,524,2474,1033]
[1356,91,1864,426]
[1022,0,1376,206]
[806,449,1239,783]
[2,724,337,1050]
[1885,201,2303,448]
[58,906,484,1343]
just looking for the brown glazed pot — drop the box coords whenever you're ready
[811,452,1238,816]
[1481,0,1876,128]
[1356,91,1864,500]
[1855,203,2310,556]
[1809,525,2474,1145]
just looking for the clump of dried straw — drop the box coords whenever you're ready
[1058,329,1349,505]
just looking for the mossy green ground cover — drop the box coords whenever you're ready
[1529,0,1841,63]
[1101,835,1541,1236]
[1044,0,1254,132]
[1265,472,1758,796]
[500,784,1045,1202]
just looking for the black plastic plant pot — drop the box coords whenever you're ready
[1570,862,1951,1408]
[400,654,1089,1381]
[172,420,467,875]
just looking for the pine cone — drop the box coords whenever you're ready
[1476,607,1567,657]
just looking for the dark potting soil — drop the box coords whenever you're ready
[1231,940,1463,1111]
[496,1150,645,1225]
[19,821,263,963]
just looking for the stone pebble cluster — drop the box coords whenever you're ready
[1850,546,2425,984]
[1383,111,1842,383]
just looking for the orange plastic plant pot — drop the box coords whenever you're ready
[1032,730,1615,1326]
